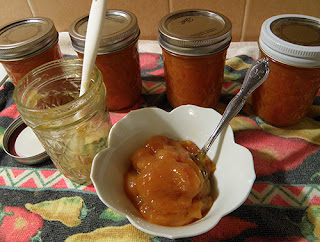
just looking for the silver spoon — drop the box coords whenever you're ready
[194,57,270,164]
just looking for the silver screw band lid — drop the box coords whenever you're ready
[69,10,140,54]
[0,17,58,61]
[158,9,232,56]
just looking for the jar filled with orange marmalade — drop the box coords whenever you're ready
[158,9,232,108]
[0,17,62,86]
[252,14,320,126]
[69,10,141,111]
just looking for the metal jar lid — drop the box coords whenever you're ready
[259,14,320,68]
[69,10,140,54]
[3,116,49,165]
[158,9,232,56]
[0,17,59,61]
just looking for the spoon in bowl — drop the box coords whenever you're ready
[193,57,270,174]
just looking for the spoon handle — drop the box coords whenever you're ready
[80,0,107,96]
[198,57,270,156]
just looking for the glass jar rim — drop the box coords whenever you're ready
[13,58,103,118]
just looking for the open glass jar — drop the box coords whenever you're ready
[252,14,320,126]
[0,17,62,86]
[14,58,112,184]
[69,10,142,111]
[158,9,232,108]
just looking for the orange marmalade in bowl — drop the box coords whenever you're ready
[124,135,216,226]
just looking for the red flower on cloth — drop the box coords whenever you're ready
[192,216,257,241]
[0,204,43,242]
[139,53,161,70]
[0,104,19,119]
[139,53,164,76]
[235,129,319,176]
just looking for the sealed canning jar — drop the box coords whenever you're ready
[252,14,320,126]
[69,10,141,111]
[14,58,112,184]
[158,9,232,108]
[0,17,62,86]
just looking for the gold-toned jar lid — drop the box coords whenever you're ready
[158,9,232,56]
[0,17,58,61]
[259,14,320,67]
[69,10,140,54]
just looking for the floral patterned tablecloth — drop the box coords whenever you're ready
[0,48,320,241]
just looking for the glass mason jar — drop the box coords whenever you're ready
[0,17,62,86]
[69,10,142,111]
[158,9,232,108]
[252,14,320,126]
[14,58,112,184]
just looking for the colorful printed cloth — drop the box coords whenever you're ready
[0,53,319,241]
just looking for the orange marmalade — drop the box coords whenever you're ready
[162,48,228,108]
[124,135,216,226]
[252,52,320,126]
[1,43,62,86]
[252,14,320,126]
[69,10,142,111]
[158,10,231,108]
[0,17,62,86]
[77,41,141,111]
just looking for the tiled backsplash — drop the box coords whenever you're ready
[1,0,319,42]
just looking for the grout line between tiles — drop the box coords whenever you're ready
[168,0,173,13]
[241,0,251,42]
[26,0,36,16]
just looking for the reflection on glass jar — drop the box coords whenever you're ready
[252,14,320,127]
[158,9,232,108]
[69,10,141,111]
[14,58,112,184]
[0,17,62,86]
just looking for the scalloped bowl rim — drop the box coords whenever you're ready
[91,105,255,239]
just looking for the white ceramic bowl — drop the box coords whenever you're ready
[91,105,255,239]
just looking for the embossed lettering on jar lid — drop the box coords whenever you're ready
[69,10,140,54]
[158,9,232,56]
[259,14,320,67]
[0,17,59,61]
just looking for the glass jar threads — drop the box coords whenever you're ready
[14,58,112,184]
[0,17,62,86]
[69,10,142,111]
[158,9,232,108]
[252,14,320,126]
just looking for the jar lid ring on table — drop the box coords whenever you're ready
[69,9,140,54]
[259,14,320,68]
[0,17,59,61]
[158,9,232,56]
[2,116,49,165]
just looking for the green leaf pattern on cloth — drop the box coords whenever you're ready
[99,208,126,221]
